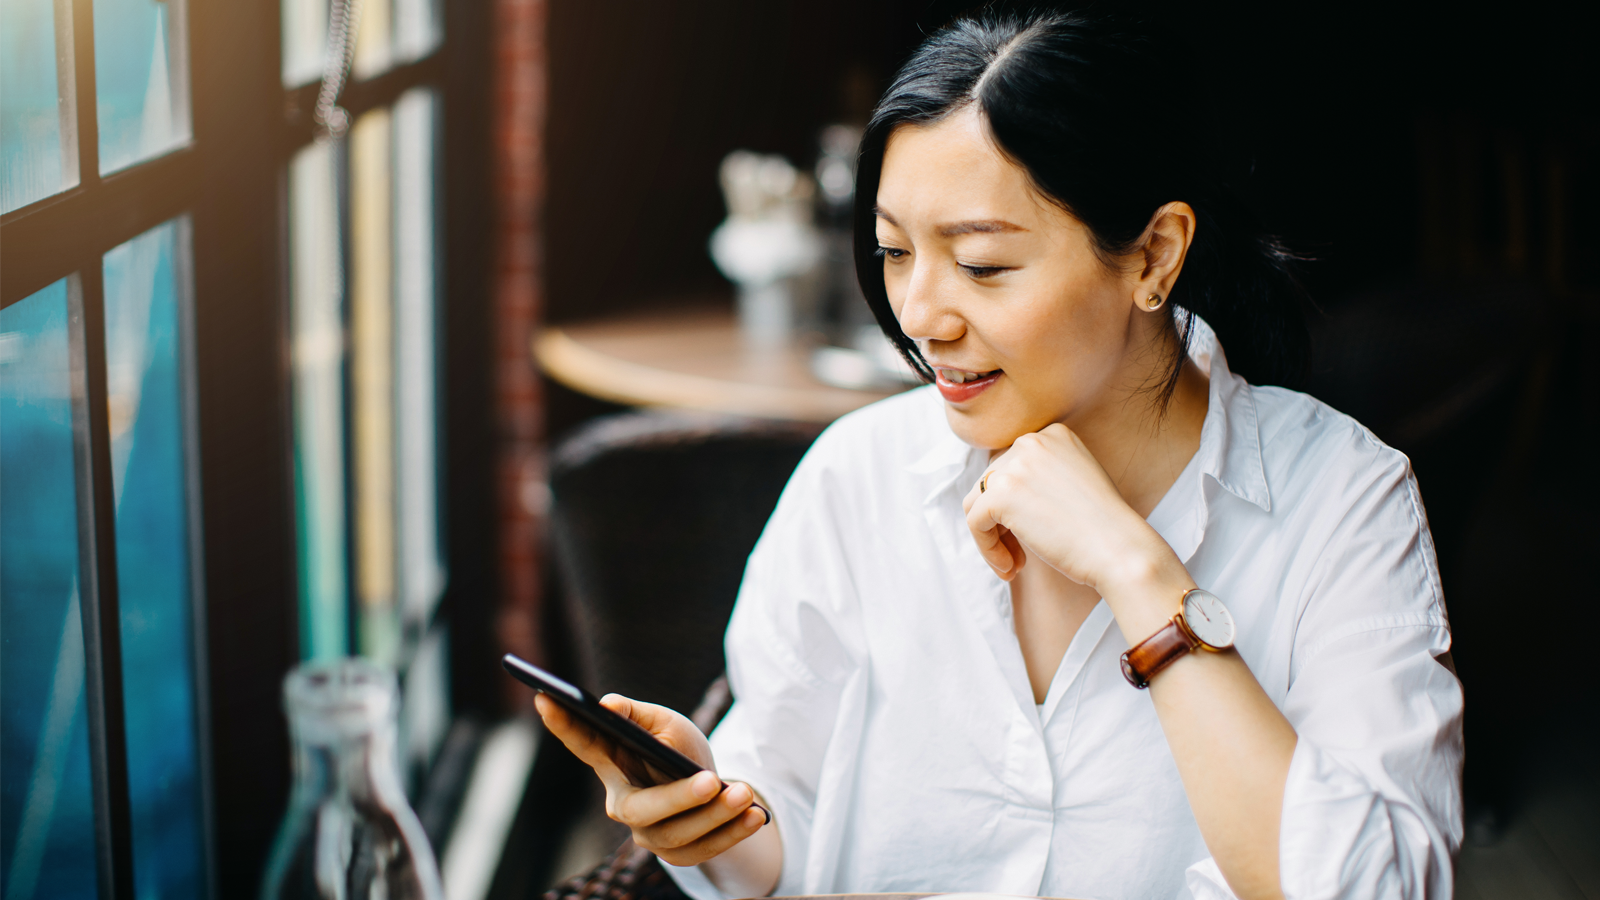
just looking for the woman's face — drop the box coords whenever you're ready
[875,107,1158,450]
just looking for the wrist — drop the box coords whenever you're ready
[1099,542,1195,645]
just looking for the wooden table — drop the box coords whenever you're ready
[534,305,904,423]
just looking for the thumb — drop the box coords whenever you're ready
[999,527,1027,576]
[600,694,677,740]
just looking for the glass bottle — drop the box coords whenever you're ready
[261,658,444,900]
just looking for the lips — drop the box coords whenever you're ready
[934,367,1002,403]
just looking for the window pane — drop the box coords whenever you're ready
[281,0,440,91]
[93,0,190,174]
[102,218,204,899]
[288,93,446,777]
[393,88,443,631]
[288,139,349,660]
[1,0,78,212]
[393,87,446,778]
[350,106,396,663]
[349,90,443,669]
[393,0,440,64]
[352,0,439,80]
[1,280,101,900]
[280,0,324,87]
[352,0,392,80]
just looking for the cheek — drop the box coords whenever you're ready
[882,263,908,317]
[985,291,1097,371]
[989,283,1128,404]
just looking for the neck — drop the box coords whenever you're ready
[1066,339,1210,518]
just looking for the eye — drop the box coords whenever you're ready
[874,246,908,261]
[959,263,1009,279]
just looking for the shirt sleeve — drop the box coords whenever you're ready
[1196,449,1463,900]
[664,440,869,900]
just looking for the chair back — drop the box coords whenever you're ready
[548,411,822,719]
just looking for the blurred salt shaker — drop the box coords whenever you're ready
[709,151,822,347]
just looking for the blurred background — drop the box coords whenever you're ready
[1,1,1595,899]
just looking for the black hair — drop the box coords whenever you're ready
[853,8,1311,396]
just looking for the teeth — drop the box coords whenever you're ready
[941,368,989,384]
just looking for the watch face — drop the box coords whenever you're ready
[1182,589,1235,648]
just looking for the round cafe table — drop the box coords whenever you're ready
[533,304,904,424]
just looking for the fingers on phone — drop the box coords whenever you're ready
[640,785,767,865]
[665,806,768,866]
[632,778,757,845]
[614,770,719,828]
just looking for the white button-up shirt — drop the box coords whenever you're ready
[668,321,1463,900]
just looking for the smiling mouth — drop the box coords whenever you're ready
[934,367,1003,401]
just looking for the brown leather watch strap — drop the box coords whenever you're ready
[1120,614,1199,689]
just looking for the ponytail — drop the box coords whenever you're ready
[1172,191,1312,388]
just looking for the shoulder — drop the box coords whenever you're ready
[1246,382,1443,613]
[791,384,949,481]
[1242,388,1451,688]
[1250,382,1414,506]
[751,385,950,571]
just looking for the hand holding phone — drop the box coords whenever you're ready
[502,654,768,817]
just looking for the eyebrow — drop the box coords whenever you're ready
[937,219,1028,237]
[873,206,1028,237]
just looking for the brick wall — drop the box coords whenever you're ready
[493,0,547,700]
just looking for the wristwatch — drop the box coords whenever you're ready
[1120,588,1236,688]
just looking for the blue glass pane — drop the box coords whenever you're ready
[94,0,189,173]
[1,0,76,212]
[103,219,204,899]
[1,281,102,900]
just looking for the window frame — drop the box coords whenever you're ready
[0,0,498,895]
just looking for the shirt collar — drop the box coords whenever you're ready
[903,315,1271,514]
[904,391,983,505]
[1189,316,1271,513]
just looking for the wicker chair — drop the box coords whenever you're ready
[543,412,821,900]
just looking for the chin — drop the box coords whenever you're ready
[942,405,1027,451]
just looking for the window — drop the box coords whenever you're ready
[2,0,490,894]
[4,0,206,894]
[1,0,76,212]
[281,0,450,783]
[1,277,102,900]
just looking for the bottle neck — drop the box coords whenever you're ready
[290,719,409,811]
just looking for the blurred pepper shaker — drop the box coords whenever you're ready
[261,659,444,900]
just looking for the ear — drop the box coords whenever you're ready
[1133,202,1197,308]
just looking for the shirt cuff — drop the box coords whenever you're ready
[662,858,728,900]
[1279,738,1415,899]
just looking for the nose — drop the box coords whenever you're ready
[894,263,964,346]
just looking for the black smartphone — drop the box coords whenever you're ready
[502,653,767,820]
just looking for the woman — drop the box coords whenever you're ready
[539,10,1463,899]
